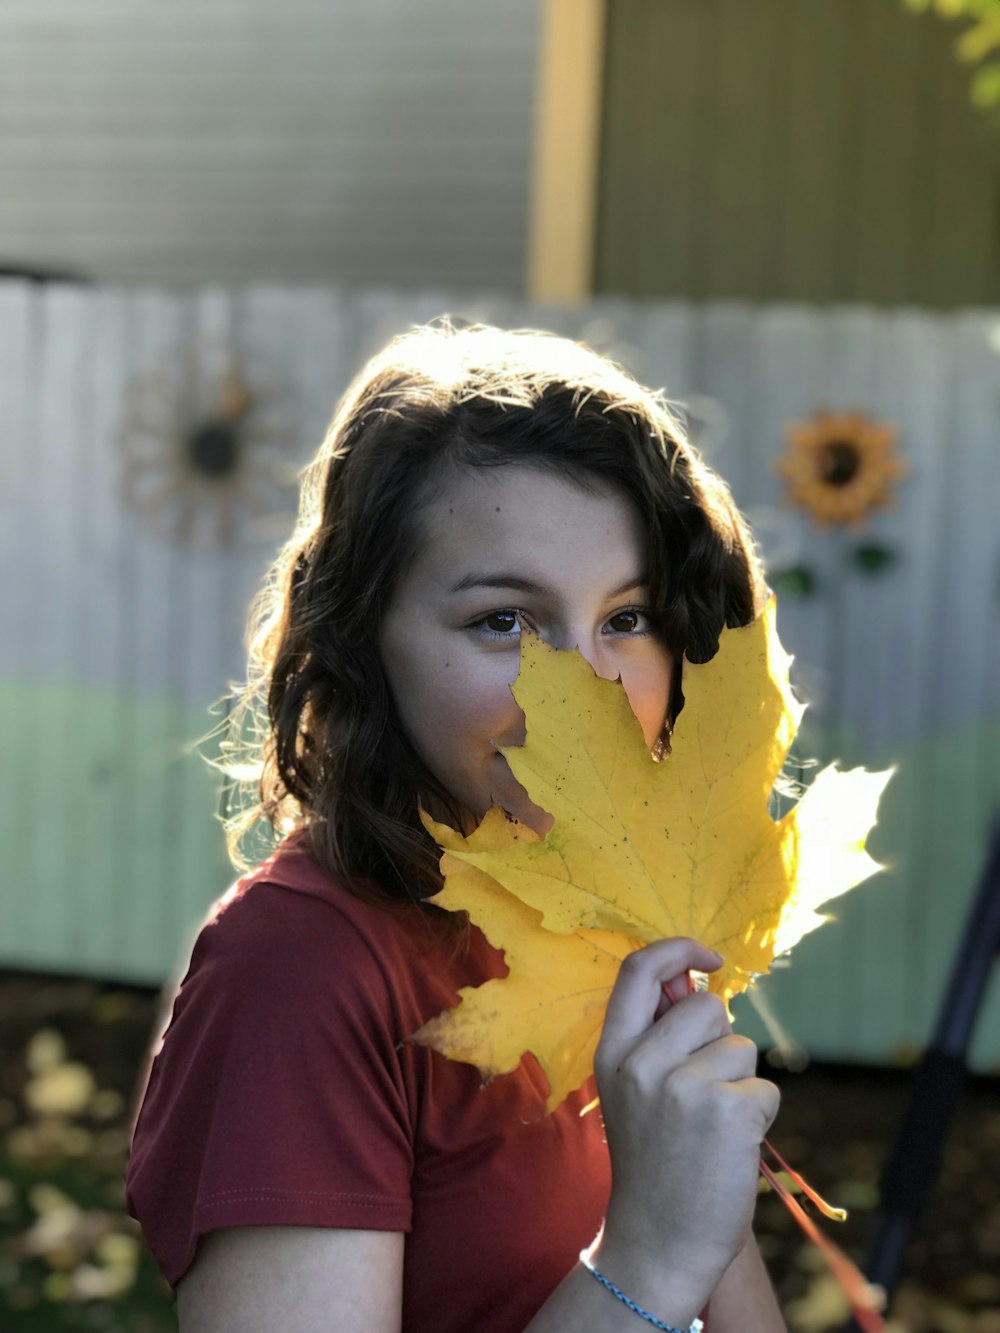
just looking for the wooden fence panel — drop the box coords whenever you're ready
[1,281,997,1072]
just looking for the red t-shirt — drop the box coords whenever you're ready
[125,835,612,1332]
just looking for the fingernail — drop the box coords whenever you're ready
[710,950,724,963]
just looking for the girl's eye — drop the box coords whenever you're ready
[606,609,649,634]
[475,609,522,639]
[471,607,652,640]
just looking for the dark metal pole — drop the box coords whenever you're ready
[840,817,1000,1331]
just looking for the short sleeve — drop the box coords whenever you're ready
[125,879,415,1287]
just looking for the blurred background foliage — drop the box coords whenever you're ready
[903,0,1000,108]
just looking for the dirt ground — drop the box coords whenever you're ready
[0,970,997,1332]
[756,1061,1000,1331]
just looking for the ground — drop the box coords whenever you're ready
[0,971,997,1332]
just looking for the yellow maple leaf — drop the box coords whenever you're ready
[413,598,891,1111]
[417,808,639,1112]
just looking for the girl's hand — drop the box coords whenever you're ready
[592,939,780,1324]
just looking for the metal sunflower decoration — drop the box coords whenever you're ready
[119,347,296,544]
[769,410,909,594]
[776,410,908,529]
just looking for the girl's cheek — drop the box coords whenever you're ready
[446,655,524,743]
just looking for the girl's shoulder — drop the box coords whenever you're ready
[162,830,500,1051]
[127,834,450,1287]
[208,831,431,957]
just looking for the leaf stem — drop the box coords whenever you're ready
[758,1159,885,1331]
[762,1136,848,1221]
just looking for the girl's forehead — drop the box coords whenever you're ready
[407,464,646,587]
[423,459,619,514]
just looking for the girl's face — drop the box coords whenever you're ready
[379,464,674,834]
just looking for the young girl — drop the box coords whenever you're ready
[126,323,785,1332]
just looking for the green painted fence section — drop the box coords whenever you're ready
[0,677,229,984]
[732,713,1000,1074]
[1,280,997,1075]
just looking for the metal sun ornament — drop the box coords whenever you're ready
[119,350,296,544]
[776,410,908,529]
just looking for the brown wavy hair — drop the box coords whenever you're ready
[222,322,768,909]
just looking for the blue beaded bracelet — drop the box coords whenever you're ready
[581,1258,704,1333]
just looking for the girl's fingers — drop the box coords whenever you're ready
[747,1075,782,1133]
[676,1031,760,1083]
[654,969,697,1019]
[597,939,724,1063]
[609,990,734,1086]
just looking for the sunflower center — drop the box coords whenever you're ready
[818,441,861,487]
[186,419,241,478]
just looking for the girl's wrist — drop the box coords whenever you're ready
[584,1234,711,1332]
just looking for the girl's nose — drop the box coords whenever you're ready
[554,630,617,682]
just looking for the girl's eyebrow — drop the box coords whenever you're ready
[449,572,648,597]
